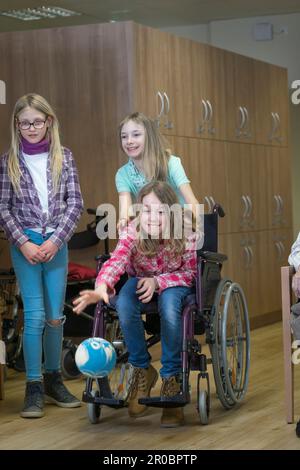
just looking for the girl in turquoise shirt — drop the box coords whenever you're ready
[116,112,199,230]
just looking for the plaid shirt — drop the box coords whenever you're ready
[96,223,197,294]
[0,147,84,248]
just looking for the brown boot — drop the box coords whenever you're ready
[160,376,184,428]
[127,364,158,418]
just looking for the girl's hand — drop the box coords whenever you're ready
[39,239,59,262]
[19,241,45,265]
[292,271,300,298]
[136,277,158,303]
[117,218,128,233]
[72,284,109,314]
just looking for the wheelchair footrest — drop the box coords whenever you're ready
[138,394,189,408]
[82,392,125,409]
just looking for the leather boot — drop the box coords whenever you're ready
[127,364,158,418]
[160,376,184,428]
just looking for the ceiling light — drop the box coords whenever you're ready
[0,6,81,21]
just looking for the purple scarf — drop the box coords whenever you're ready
[20,136,50,155]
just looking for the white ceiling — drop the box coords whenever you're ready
[1,0,300,32]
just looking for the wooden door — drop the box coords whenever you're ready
[219,232,262,325]
[269,64,289,146]
[135,24,178,135]
[266,146,293,229]
[171,137,228,234]
[190,42,226,140]
[225,143,267,233]
[225,51,255,143]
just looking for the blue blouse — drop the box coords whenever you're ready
[115,155,190,206]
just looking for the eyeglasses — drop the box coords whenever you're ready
[18,119,46,130]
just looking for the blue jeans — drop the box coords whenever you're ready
[116,277,192,378]
[10,229,68,381]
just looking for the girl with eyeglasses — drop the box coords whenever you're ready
[0,93,84,418]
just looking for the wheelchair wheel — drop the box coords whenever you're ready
[105,317,132,402]
[61,343,81,380]
[87,389,101,424]
[198,390,209,425]
[210,278,250,409]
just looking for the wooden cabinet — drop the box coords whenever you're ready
[171,137,228,234]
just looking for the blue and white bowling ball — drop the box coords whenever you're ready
[75,337,116,377]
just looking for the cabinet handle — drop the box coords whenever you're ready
[246,195,252,217]
[242,195,249,218]
[198,99,208,134]
[243,246,251,269]
[202,99,209,121]
[279,241,285,260]
[236,106,246,137]
[274,113,283,143]
[243,107,251,138]
[163,92,170,114]
[273,194,280,215]
[278,195,283,215]
[156,91,164,122]
[206,100,216,134]
[269,112,278,141]
[248,245,254,268]
[163,92,173,129]
[275,241,281,260]
[209,196,216,212]
[204,196,212,213]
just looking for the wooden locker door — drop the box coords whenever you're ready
[190,43,226,140]
[225,51,256,143]
[135,24,171,128]
[226,143,256,233]
[253,59,271,145]
[172,137,229,234]
[269,65,289,146]
[266,146,293,229]
[218,232,261,325]
[169,35,195,138]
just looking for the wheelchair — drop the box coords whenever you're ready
[81,205,250,425]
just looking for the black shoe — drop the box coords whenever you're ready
[44,371,81,408]
[20,381,44,418]
[296,420,300,437]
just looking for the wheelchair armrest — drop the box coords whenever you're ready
[95,254,110,262]
[198,250,227,264]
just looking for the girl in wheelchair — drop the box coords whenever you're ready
[73,181,198,427]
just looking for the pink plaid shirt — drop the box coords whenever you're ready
[96,224,197,294]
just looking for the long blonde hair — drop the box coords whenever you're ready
[135,181,186,257]
[7,93,63,192]
[119,112,170,181]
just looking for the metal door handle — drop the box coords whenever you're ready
[156,91,164,120]
[204,196,212,213]
[163,92,170,114]
[242,195,249,218]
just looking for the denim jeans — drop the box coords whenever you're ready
[10,229,68,381]
[116,277,192,378]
